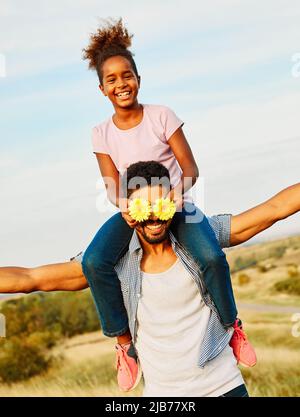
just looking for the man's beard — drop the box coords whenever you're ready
[138,220,169,244]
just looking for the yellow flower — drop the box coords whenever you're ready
[153,198,176,221]
[128,198,151,222]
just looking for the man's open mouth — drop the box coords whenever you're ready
[143,220,166,233]
[146,224,162,231]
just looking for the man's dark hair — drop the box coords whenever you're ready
[122,161,171,198]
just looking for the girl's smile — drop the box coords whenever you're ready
[115,90,132,101]
[100,55,140,110]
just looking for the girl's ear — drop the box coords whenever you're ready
[99,84,106,96]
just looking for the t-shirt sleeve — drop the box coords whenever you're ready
[207,214,232,249]
[70,251,83,263]
[162,106,184,141]
[92,126,110,154]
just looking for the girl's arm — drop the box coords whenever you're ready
[95,153,121,207]
[230,183,300,246]
[168,127,199,201]
[95,153,137,226]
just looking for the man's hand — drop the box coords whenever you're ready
[0,261,89,294]
[168,188,184,211]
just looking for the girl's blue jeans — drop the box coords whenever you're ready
[82,203,237,337]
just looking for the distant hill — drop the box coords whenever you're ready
[1,234,300,306]
[0,235,299,393]
[226,234,300,306]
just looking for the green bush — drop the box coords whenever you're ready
[238,273,251,286]
[274,276,300,296]
[287,264,299,278]
[233,255,257,272]
[257,263,275,273]
[257,264,268,273]
[0,339,51,383]
[269,246,286,259]
[0,289,100,382]
[0,290,100,340]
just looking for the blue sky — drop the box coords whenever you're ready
[0,0,300,266]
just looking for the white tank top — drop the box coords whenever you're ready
[135,258,244,397]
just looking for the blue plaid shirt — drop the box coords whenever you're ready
[114,214,234,368]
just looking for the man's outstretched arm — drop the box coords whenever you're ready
[0,261,88,293]
[230,183,300,246]
[1,183,299,293]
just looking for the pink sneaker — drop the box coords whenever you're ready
[115,342,142,391]
[229,319,257,367]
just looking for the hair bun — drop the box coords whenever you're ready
[83,18,133,71]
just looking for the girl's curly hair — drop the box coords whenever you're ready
[82,18,139,84]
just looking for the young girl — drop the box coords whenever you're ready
[81,18,256,391]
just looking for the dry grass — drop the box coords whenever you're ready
[243,347,300,397]
[0,236,299,397]
[226,235,300,306]
[0,309,299,397]
[0,332,143,397]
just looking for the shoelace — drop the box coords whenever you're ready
[115,346,134,385]
[233,325,247,342]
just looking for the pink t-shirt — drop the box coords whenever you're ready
[92,104,184,189]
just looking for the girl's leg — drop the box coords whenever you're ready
[170,203,237,327]
[82,213,133,338]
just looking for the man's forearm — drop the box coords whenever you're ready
[274,183,300,220]
[0,262,88,294]
[0,267,34,293]
[230,182,300,245]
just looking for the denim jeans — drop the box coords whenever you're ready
[170,203,237,327]
[82,213,133,336]
[220,384,249,397]
[82,203,237,337]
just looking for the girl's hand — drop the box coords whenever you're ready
[121,211,138,228]
[120,199,138,228]
[168,188,184,211]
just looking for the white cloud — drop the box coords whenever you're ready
[183,90,300,159]
[2,0,300,79]
[0,155,18,170]
[1,0,300,267]
[0,151,108,265]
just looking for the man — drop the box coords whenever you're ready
[0,162,299,397]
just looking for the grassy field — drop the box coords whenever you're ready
[0,309,299,397]
[228,234,300,306]
[0,235,299,397]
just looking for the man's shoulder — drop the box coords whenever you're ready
[115,251,131,273]
[207,214,232,249]
[115,231,141,277]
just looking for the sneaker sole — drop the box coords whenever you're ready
[126,359,142,392]
[238,360,257,368]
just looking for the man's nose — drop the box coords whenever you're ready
[149,212,159,221]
